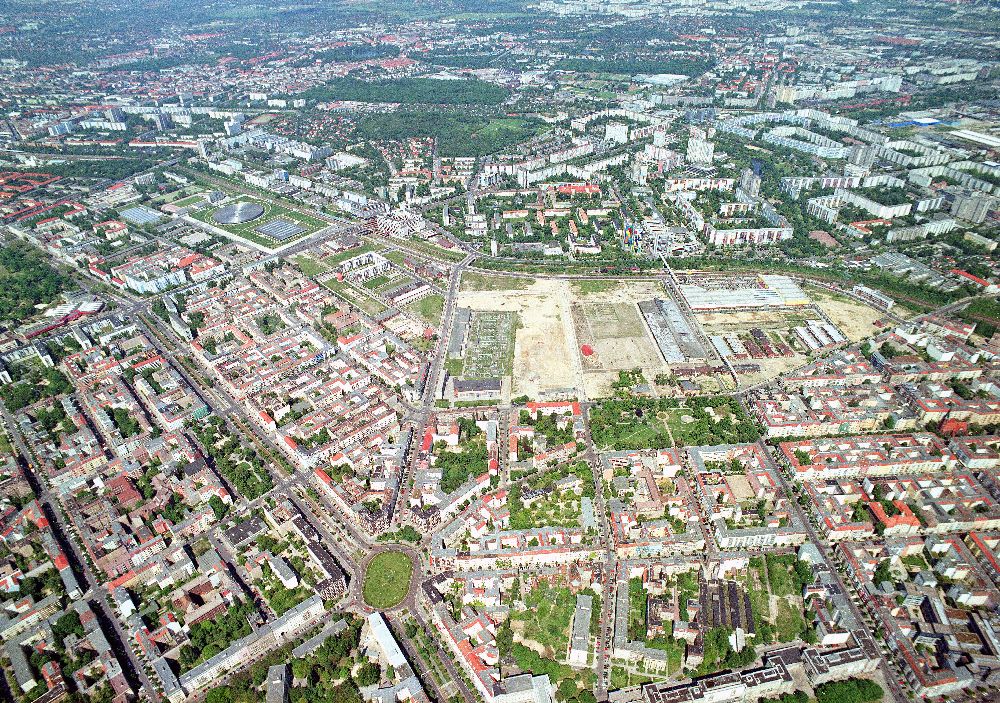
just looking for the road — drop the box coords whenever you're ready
[579,405,617,702]
[396,606,480,703]
[387,613,453,703]
[394,251,477,527]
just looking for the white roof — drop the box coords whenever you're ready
[367,612,407,668]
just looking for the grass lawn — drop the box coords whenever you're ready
[570,279,620,295]
[645,635,685,674]
[293,255,329,277]
[512,582,576,655]
[322,279,389,316]
[765,554,798,597]
[460,271,532,292]
[589,400,671,451]
[362,274,392,290]
[742,559,771,628]
[407,294,445,324]
[774,597,806,642]
[610,666,656,689]
[172,194,206,208]
[321,242,379,267]
[384,249,408,265]
[508,487,581,530]
[373,275,410,294]
[363,551,413,609]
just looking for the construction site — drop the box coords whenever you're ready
[452,271,889,399]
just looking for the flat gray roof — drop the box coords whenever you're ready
[571,594,593,654]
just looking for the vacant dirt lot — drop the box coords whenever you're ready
[807,286,884,341]
[572,301,662,372]
[458,278,679,399]
[458,278,579,398]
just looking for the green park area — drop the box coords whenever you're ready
[589,395,761,450]
[190,198,325,248]
[362,551,413,609]
[407,294,445,325]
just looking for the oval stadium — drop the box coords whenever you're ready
[212,201,265,225]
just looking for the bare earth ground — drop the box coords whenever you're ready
[573,281,671,398]
[572,302,662,372]
[807,286,884,341]
[456,277,883,399]
[458,278,676,400]
[458,278,580,399]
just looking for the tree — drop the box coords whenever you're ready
[0,241,72,323]
[209,495,228,521]
[291,658,311,682]
[557,678,579,701]
[495,621,513,661]
[815,678,883,703]
[205,687,232,703]
[329,684,363,703]
[302,77,508,106]
[354,661,380,687]
[874,559,893,585]
[52,611,84,646]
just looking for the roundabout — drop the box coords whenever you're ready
[361,547,415,611]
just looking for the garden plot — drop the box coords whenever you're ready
[463,311,517,379]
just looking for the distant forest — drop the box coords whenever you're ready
[554,57,713,76]
[355,110,545,157]
[301,77,509,106]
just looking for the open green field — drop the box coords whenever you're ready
[384,249,408,265]
[362,274,392,290]
[407,294,445,325]
[363,551,413,609]
[511,581,575,655]
[589,396,760,451]
[171,193,207,208]
[460,271,533,292]
[322,242,380,267]
[293,255,330,277]
[190,197,325,248]
[322,278,388,316]
[774,598,806,642]
[374,275,413,295]
[570,279,621,296]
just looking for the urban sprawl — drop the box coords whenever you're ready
[0,3,999,703]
